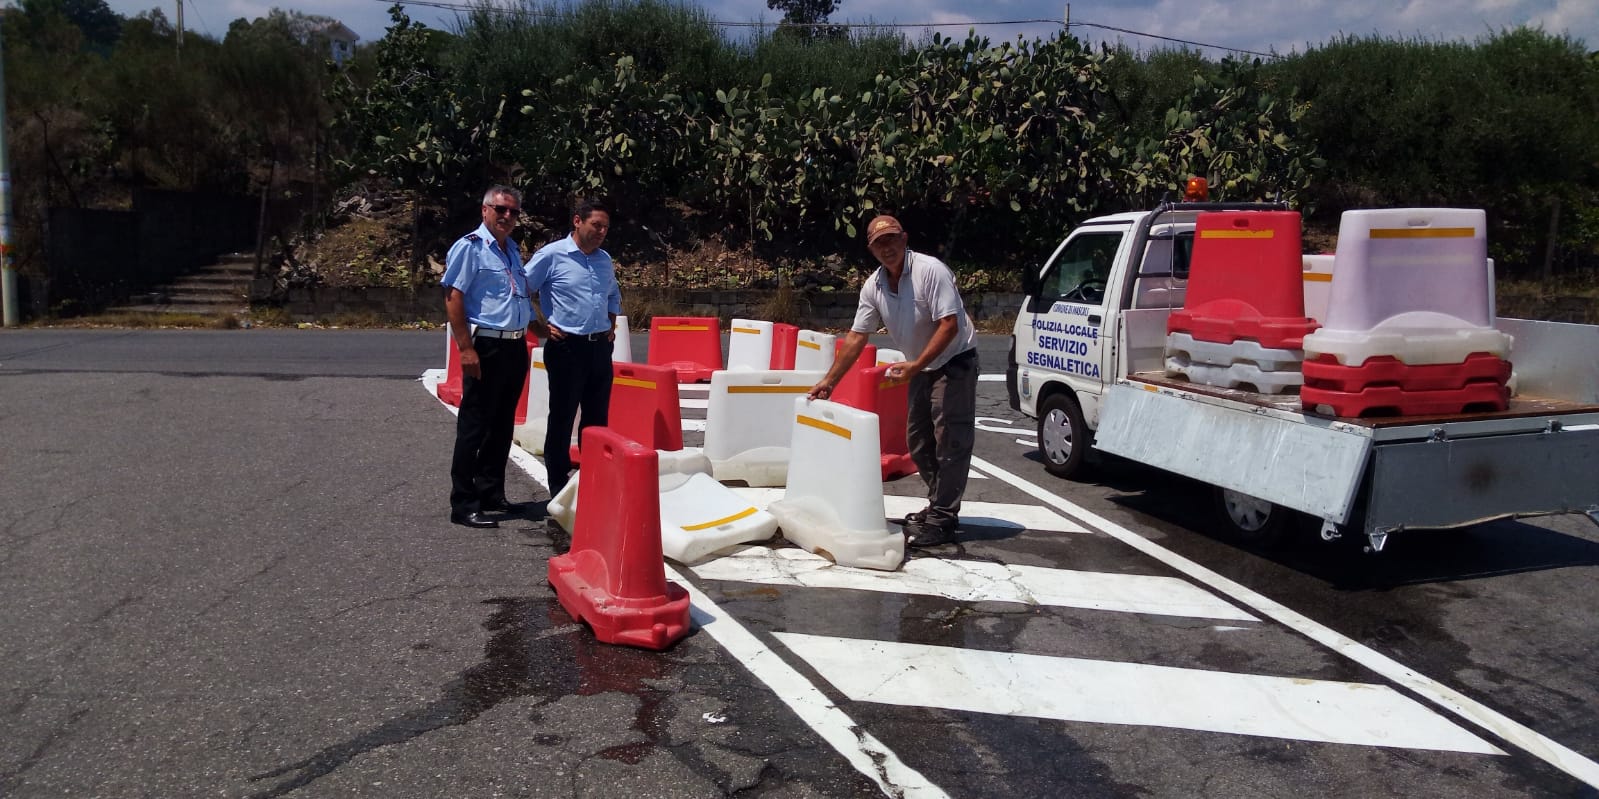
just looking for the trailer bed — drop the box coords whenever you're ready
[1128,371,1599,428]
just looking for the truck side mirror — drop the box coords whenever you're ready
[1020,266,1040,297]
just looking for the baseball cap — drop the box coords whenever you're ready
[865,215,904,245]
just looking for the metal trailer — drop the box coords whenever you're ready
[1009,201,1599,551]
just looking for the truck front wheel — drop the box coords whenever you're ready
[1214,487,1287,545]
[1038,393,1089,479]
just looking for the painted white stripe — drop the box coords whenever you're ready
[682,418,707,433]
[666,570,950,798]
[680,397,710,410]
[732,487,1086,535]
[979,374,1005,382]
[971,456,1599,787]
[692,546,1257,621]
[678,383,711,394]
[776,634,1502,755]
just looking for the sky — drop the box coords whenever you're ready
[108,0,1596,57]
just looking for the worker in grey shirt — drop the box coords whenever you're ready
[808,215,979,548]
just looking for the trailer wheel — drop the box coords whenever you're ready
[1038,393,1089,479]
[1214,487,1287,545]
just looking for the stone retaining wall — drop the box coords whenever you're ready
[275,285,1597,328]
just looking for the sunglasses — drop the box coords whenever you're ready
[487,204,521,218]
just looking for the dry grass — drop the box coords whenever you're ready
[35,311,244,329]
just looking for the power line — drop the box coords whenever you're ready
[376,0,1281,57]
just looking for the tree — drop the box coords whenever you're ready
[767,0,845,42]
[19,0,121,53]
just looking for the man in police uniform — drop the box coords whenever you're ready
[442,185,534,529]
[524,198,621,498]
[807,215,979,548]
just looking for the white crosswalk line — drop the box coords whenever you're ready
[732,487,1083,534]
[776,634,1503,755]
[692,546,1258,621]
[668,570,950,799]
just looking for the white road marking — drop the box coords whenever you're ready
[682,419,708,433]
[972,455,1599,788]
[679,383,711,394]
[693,546,1257,621]
[732,487,1088,535]
[776,634,1503,755]
[666,569,950,798]
[979,374,1005,382]
[680,397,710,410]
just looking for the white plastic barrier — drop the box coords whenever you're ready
[1301,254,1334,324]
[1303,208,1511,366]
[547,450,772,563]
[511,346,552,455]
[1163,358,1304,394]
[547,448,711,530]
[1164,331,1303,372]
[794,330,836,372]
[703,370,823,486]
[727,318,775,371]
[875,348,906,366]
[613,314,632,363]
[768,398,904,571]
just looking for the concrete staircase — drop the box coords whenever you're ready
[108,253,256,315]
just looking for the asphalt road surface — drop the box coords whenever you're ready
[2,328,1596,798]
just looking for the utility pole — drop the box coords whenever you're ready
[1,23,19,327]
[176,0,184,57]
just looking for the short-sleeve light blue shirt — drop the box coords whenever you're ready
[441,223,531,331]
[524,235,622,336]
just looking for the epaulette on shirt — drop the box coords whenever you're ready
[464,233,481,242]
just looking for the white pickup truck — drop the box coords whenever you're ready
[1005,201,1599,551]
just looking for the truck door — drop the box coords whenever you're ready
[1017,227,1127,424]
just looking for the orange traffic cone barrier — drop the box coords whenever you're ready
[547,426,690,650]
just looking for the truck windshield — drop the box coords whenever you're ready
[1040,231,1123,305]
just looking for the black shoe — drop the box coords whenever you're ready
[902,509,929,526]
[480,498,528,514]
[904,521,956,548]
[450,511,499,529]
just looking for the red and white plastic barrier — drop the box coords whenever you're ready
[547,426,691,650]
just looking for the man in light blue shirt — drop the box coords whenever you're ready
[524,198,621,496]
[441,185,533,529]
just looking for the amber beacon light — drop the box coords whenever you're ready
[1184,176,1210,202]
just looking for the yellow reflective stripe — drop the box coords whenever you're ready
[680,506,759,531]
[1199,229,1275,239]
[613,377,656,390]
[878,378,909,390]
[658,324,711,331]
[533,362,547,370]
[798,340,822,350]
[1301,272,1333,282]
[796,414,851,439]
[1370,227,1475,239]
[1143,383,1159,392]
[732,327,761,335]
[727,385,811,394]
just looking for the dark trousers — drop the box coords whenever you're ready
[907,348,979,532]
[543,335,614,494]
[450,336,530,515]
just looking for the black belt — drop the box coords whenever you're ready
[559,331,610,342]
[473,327,524,340]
